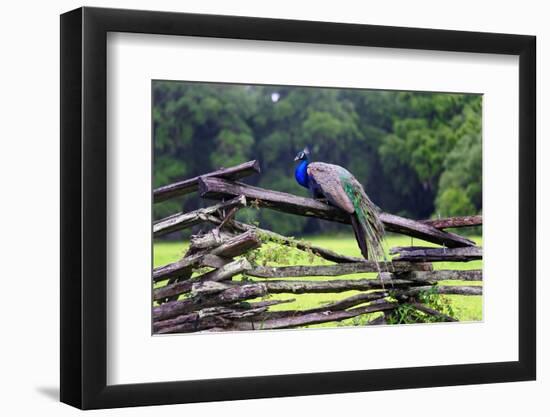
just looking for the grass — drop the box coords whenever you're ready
[153,234,482,328]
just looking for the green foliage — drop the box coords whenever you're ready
[435,187,476,218]
[211,129,254,168]
[386,286,457,325]
[241,232,319,269]
[377,92,481,218]
[153,82,482,232]
[417,286,456,318]
[435,98,482,216]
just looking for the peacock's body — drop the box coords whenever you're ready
[294,148,385,261]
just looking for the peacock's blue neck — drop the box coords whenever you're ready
[295,160,310,189]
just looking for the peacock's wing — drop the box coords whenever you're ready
[307,162,355,213]
[308,162,386,262]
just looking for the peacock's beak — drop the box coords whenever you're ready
[294,156,299,161]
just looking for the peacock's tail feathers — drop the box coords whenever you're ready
[341,175,387,265]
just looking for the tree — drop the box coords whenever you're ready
[435,97,482,216]
[152,81,482,236]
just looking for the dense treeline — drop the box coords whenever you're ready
[153,81,481,236]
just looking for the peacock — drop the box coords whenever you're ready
[294,147,386,261]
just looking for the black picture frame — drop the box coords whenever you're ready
[60,6,536,410]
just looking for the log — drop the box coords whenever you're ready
[160,246,196,303]
[152,252,203,283]
[210,229,262,258]
[390,246,482,262]
[199,176,344,219]
[263,291,390,319]
[198,177,475,248]
[379,213,475,248]
[188,230,234,251]
[153,160,260,202]
[399,285,482,297]
[156,294,393,333]
[410,303,458,322]
[217,206,241,230]
[422,215,482,230]
[258,279,425,294]
[201,254,233,269]
[316,291,390,311]
[154,305,272,333]
[190,278,426,299]
[247,262,432,278]
[436,285,482,296]
[156,301,399,334]
[156,285,478,332]
[154,311,201,331]
[153,283,266,321]
[152,230,261,282]
[155,314,231,334]
[396,269,482,282]
[191,281,232,296]
[235,298,296,309]
[153,258,252,301]
[198,306,263,319]
[210,217,367,264]
[154,298,298,333]
[153,277,408,321]
[227,302,399,331]
[154,276,479,322]
[153,195,247,237]
[367,315,387,325]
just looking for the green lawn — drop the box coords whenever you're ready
[153,234,482,328]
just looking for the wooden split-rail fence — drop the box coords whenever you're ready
[152,160,482,334]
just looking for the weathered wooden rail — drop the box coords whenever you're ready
[152,161,483,334]
[197,176,475,248]
[153,160,261,202]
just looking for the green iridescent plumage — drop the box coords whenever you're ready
[340,173,386,262]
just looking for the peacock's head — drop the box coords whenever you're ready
[294,147,310,162]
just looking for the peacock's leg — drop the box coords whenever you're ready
[313,190,331,205]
